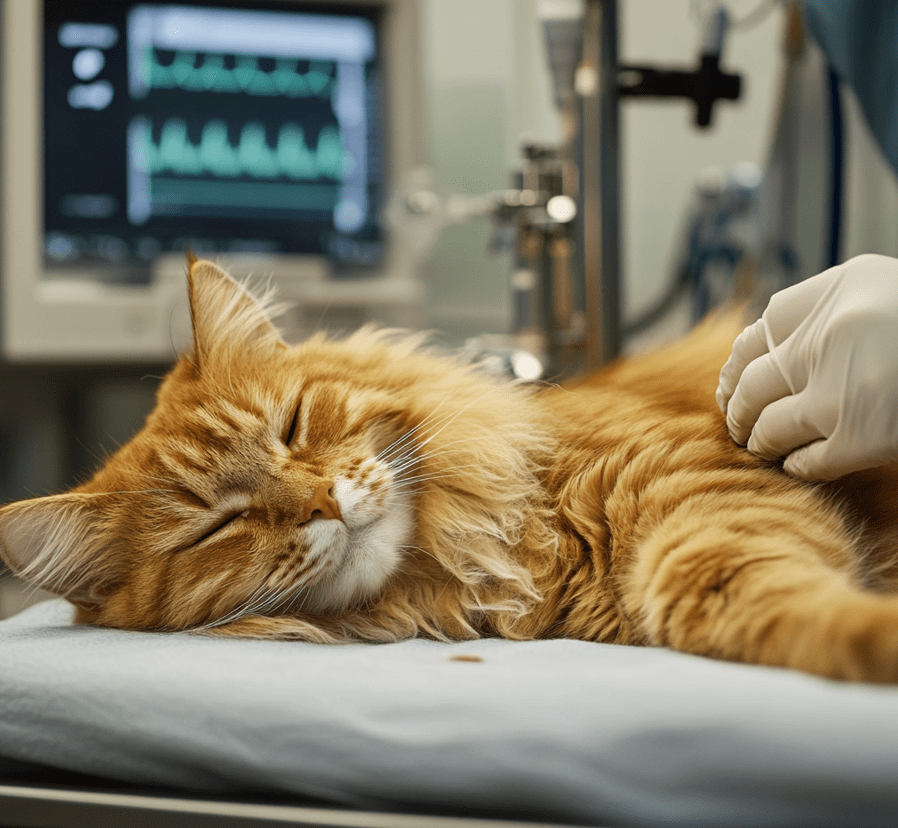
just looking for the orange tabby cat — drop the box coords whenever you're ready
[2,257,897,682]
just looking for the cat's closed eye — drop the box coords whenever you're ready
[193,511,246,547]
[282,398,302,447]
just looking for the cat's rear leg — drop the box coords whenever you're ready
[620,490,898,683]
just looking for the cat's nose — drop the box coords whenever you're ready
[300,482,342,524]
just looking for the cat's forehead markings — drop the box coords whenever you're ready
[342,393,376,429]
[190,401,241,434]
[304,384,350,445]
[158,440,217,477]
[181,417,236,456]
[196,398,267,433]
[223,397,267,421]
[245,387,283,414]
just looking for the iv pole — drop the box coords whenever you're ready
[579,0,622,368]
[577,0,740,368]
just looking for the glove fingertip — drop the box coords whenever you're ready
[716,359,738,409]
[782,443,837,481]
[746,430,780,460]
[716,319,766,404]
[726,413,752,447]
[715,384,728,414]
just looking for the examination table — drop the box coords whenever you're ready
[2,599,898,828]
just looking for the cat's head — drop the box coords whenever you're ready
[0,259,423,631]
[0,258,543,638]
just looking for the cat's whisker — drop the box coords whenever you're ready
[205,593,269,630]
[394,463,483,484]
[400,544,440,564]
[375,387,467,462]
[393,472,477,490]
[285,583,315,614]
[385,442,482,484]
[381,411,468,464]
[189,580,289,633]
[388,438,474,472]
[266,577,309,611]
[391,489,426,500]
[377,387,499,466]
[387,452,446,477]
[393,469,451,491]
[389,482,453,499]
[385,394,500,471]
[376,414,445,466]
[389,456,481,485]
[143,473,200,493]
[247,589,281,615]
[376,425,426,464]
[68,487,181,498]
[281,583,309,611]
[201,579,283,629]
[393,465,479,483]
[142,472,183,484]
[378,397,506,490]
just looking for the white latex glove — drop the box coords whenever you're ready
[716,254,898,480]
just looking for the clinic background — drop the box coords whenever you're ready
[2,0,898,617]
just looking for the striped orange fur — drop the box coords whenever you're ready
[1,258,896,681]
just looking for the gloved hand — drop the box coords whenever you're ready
[716,254,898,480]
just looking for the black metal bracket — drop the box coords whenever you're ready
[617,56,741,127]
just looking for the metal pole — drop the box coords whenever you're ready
[598,0,622,362]
[579,0,622,369]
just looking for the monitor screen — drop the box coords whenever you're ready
[43,0,384,280]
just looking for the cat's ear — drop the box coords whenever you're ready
[186,256,285,367]
[0,493,121,610]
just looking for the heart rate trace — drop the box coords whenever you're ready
[134,117,349,181]
[144,50,336,98]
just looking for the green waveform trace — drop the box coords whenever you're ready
[143,118,349,181]
[146,50,336,98]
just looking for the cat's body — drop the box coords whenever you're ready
[2,258,897,681]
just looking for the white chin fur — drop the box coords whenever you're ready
[301,473,414,614]
[328,499,414,610]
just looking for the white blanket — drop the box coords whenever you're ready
[1,599,897,827]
